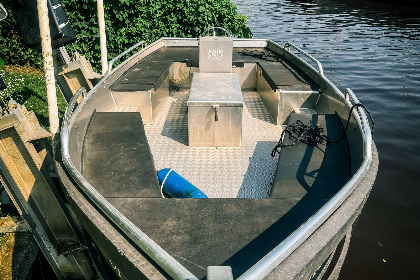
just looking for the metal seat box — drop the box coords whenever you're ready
[188,72,243,147]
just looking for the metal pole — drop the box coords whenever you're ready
[97,0,108,75]
[37,0,60,141]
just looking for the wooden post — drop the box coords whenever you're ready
[97,0,108,75]
[37,0,59,142]
[0,105,93,279]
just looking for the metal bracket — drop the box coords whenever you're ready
[213,105,219,121]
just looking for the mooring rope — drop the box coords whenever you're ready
[328,103,375,144]
[168,66,189,83]
[271,103,375,157]
[271,119,329,157]
[241,49,281,62]
[160,168,173,198]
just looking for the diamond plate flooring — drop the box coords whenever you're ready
[144,89,282,198]
[113,106,138,112]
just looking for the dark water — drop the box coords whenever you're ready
[231,0,420,278]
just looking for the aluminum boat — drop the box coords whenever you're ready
[58,33,378,279]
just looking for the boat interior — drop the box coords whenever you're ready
[63,38,366,278]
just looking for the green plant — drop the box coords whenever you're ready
[0,0,251,72]
[62,0,252,71]
[0,66,67,129]
[0,1,43,68]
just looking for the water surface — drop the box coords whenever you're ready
[231,0,420,278]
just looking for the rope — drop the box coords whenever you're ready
[168,65,189,83]
[241,49,281,62]
[271,103,375,157]
[168,68,189,83]
[271,119,329,157]
[160,168,173,198]
[328,103,375,144]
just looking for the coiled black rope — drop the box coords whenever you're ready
[271,103,375,157]
[271,119,329,157]
[241,49,281,62]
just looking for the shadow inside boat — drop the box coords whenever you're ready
[223,114,351,278]
[160,92,189,145]
[237,141,279,199]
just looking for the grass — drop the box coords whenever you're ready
[0,65,67,218]
[0,65,67,129]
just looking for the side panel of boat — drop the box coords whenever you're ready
[68,88,115,172]
[69,40,167,171]
[265,143,378,279]
[256,67,279,122]
[56,156,167,280]
[266,40,365,173]
[233,63,257,90]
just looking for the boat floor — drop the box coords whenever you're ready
[81,92,350,278]
[144,89,282,198]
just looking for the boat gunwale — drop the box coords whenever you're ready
[60,38,374,280]
[238,40,373,280]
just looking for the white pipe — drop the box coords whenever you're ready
[97,0,108,75]
[37,0,59,140]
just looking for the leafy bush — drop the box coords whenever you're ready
[0,1,43,68]
[0,0,251,72]
[62,0,252,71]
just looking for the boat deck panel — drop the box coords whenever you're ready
[270,113,351,199]
[144,89,282,198]
[111,46,315,93]
[82,112,161,198]
[106,197,304,279]
[258,61,320,92]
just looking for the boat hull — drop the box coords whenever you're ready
[59,38,378,279]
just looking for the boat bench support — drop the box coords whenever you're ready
[110,77,169,124]
[110,58,172,123]
[256,61,320,125]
